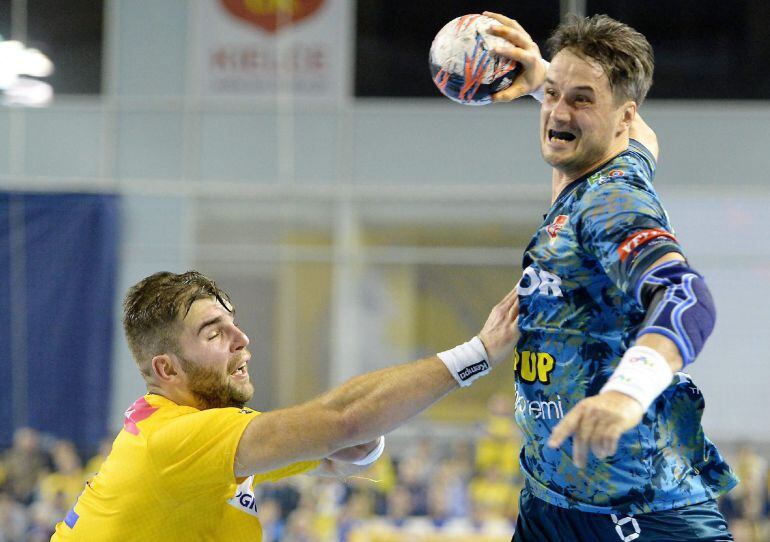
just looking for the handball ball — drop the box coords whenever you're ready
[429,14,520,105]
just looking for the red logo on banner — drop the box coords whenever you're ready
[617,228,677,262]
[220,0,326,33]
[546,215,569,239]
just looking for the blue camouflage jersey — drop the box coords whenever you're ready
[514,140,738,515]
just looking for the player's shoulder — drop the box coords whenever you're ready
[147,402,259,448]
[576,142,659,202]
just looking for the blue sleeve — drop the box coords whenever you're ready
[575,178,683,297]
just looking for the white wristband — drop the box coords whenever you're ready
[437,336,490,387]
[350,436,385,466]
[600,345,674,411]
[528,59,551,103]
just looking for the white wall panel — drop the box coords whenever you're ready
[115,0,188,96]
[117,111,185,180]
[646,103,770,188]
[352,101,551,185]
[199,111,279,182]
[24,107,104,179]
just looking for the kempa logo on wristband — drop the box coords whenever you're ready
[458,360,490,381]
[438,336,491,387]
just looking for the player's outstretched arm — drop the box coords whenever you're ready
[483,12,548,102]
[234,288,520,477]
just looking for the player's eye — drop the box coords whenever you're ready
[208,331,220,341]
[545,88,557,99]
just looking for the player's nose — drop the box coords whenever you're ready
[550,97,571,122]
[231,325,250,351]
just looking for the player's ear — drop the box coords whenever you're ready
[151,354,179,382]
[618,100,637,134]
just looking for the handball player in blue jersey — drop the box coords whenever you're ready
[481,12,738,541]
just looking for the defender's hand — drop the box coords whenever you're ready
[327,439,379,463]
[547,391,644,468]
[483,11,548,102]
[478,288,520,367]
[314,439,382,478]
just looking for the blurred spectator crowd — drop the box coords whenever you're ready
[1,394,768,542]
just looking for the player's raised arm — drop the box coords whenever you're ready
[630,112,659,160]
[234,289,520,477]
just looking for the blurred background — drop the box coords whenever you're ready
[0,0,768,540]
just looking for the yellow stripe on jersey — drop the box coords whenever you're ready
[52,394,320,541]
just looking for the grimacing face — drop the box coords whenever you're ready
[175,297,253,409]
[540,49,634,180]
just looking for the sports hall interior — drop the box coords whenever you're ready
[0,1,768,540]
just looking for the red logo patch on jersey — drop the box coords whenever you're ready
[546,215,569,239]
[608,169,625,177]
[617,228,677,262]
[123,397,158,435]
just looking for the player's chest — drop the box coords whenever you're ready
[521,209,592,288]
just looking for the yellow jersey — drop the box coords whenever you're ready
[52,394,319,541]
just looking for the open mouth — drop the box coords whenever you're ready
[231,362,248,376]
[548,129,576,142]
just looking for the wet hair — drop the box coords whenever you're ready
[122,271,232,378]
[547,14,654,105]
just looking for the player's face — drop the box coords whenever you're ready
[540,49,631,179]
[175,297,253,409]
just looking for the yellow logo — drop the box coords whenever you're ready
[513,349,555,384]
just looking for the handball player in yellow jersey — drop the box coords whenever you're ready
[52,271,519,541]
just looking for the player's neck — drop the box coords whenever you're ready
[146,384,199,409]
[550,139,629,203]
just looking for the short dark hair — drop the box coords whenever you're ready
[122,271,232,377]
[547,14,654,105]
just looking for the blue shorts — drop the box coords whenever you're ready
[512,487,734,542]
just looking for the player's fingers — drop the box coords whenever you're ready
[482,12,532,41]
[487,26,535,53]
[498,285,518,306]
[492,83,529,103]
[573,434,588,469]
[509,297,520,320]
[574,412,599,468]
[591,429,610,459]
[602,426,624,457]
[548,407,581,448]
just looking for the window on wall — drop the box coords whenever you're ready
[0,0,104,95]
[0,3,9,39]
[355,0,561,98]
[355,0,770,100]
[586,0,770,99]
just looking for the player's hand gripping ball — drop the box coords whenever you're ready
[429,14,520,105]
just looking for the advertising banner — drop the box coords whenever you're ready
[197,0,352,100]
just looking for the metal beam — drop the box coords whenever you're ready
[561,0,587,20]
